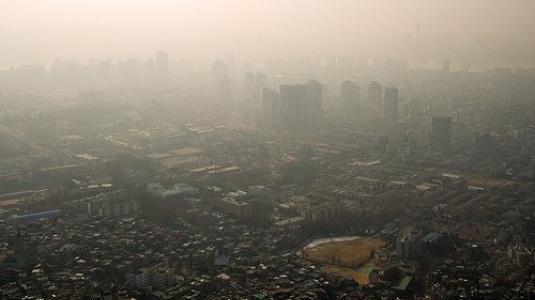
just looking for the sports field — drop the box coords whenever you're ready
[303,237,385,267]
[302,237,385,284]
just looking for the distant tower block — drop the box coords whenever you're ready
[368,81,383,119]
[341,80,361,113]
[278,80,323,129]
[430,116,452,151]
[155,50,169,81]
[383,87,399,141]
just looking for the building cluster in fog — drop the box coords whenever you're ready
[1,51,535,299]
[1,1,535,298]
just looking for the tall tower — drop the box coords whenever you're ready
[431,116,452,151]
[306,80,323,127]
[261,88,279,126]
[212,60,232,105]
[368,81,383,119]
[383,87,399,141]
[155,50,169,81]
[341,80,360,113]
[278,80,323,129]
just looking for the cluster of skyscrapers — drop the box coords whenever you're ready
[260,76,452,156]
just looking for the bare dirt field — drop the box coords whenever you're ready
[303,237,385,268]
[302,237,385,284]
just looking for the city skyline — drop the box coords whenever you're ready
[2,0,535,69]
[1,1,535,299]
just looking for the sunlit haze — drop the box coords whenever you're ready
[2,0,535,68]
[2,1,535,299]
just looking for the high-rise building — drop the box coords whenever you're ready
[275,80,323,129]
[383,87,399,140]
[306,80,323,127]
[368,81,383,118]
[86,190,139,219]
[474,132,494,155]
[396,231,423,260]
[279,84,305,128]
[261,88,279,126]
[242,72,267,107]
[431,116,452,151]
[219,78,233,104]
[155,50,169,81]
[341,80,360,112]
[212,60,232,105]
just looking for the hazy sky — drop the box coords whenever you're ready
[1,0,535,68]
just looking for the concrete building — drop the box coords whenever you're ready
[368,81,383,118]
[383,87,399,141]
[86,189,139,219]
[155,50,169,82]
[396,232,423,260]
[430,116,452,151]
[261,87,279,126]
[127,262,174,291]
[217,197,250,219]
[278,80,323,129]
[341,80,361,114]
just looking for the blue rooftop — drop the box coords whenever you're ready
[423,232,443,243]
